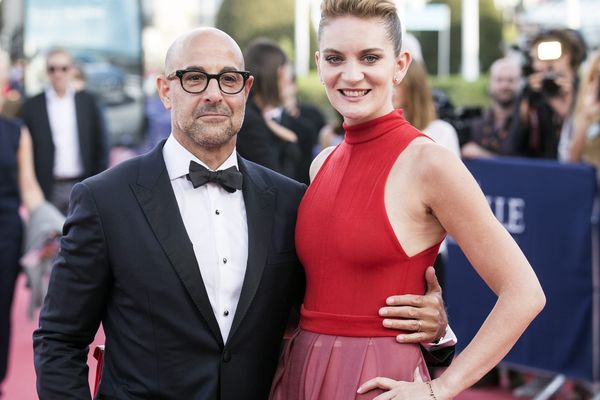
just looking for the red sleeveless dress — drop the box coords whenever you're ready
[270,110,443,400]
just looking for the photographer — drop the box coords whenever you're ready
[512,29,586,160]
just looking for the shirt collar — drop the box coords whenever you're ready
[163,134,239,181]
[45,86,75,101]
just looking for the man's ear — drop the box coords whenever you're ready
[243,75,254,99]
[156,74,172,110]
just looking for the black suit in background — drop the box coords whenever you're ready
[280,103,326,185]
[236,101,301,179]
[33,141,306,400]
[21,90,109,199]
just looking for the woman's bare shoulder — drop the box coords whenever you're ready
[400,136,460,170]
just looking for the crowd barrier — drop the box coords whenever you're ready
[445,157,600,386]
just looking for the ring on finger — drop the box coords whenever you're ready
[417,320,422,332]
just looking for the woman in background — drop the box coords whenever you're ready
[393,61,460,157]
[0,49,43,394]
[236,38,303,179]
[568,51,600,169]
[0,118,45,397]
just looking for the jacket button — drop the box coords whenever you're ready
[223,350,232,363]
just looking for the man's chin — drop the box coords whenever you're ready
[493,96,515,108]
[190,129,236,149]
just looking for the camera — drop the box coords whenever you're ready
[521,40,563,98]
[537,41,562,97]
[541,72,561,97]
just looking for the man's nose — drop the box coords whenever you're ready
[202,78,223,102]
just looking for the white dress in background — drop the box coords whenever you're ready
[423,119,461,158]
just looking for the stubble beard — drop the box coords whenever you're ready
[495,97,516,109]
[186,119,236,149]
[179,105,243,149]
[491,92,516,109]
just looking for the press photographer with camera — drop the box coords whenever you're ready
[512,29,587,160]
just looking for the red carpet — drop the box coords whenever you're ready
[2,274,519,399]
[3,275,105,399]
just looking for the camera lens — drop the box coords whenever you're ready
[541,76,560,97]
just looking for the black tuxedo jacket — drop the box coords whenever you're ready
[33,141,306,400]
[21,90,109,198]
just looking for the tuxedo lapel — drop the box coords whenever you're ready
[228,157,276,340]
[39,95,52,133]
[130,142,224,346]
[38,96,54,154]
[74,92,89,162]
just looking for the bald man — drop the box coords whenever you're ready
[33,28,451,400]
[462,57,522,158]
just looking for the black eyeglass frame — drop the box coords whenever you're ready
[166,68,251,95]
[47,65,72,74]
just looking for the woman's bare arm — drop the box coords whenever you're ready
[17,126,45,211]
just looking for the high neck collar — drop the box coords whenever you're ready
[344,109,407,144]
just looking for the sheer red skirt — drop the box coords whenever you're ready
[269,329,430,400]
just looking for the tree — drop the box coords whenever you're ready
[415,0,503,74]
[478,0,504,72]
[216,0,295,53]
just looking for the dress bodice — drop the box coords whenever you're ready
[296,110,442,336]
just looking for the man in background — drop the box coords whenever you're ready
[462,57,522,158]
[511,29,586,160]
[21,48,108,214]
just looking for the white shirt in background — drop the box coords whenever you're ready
[46,87,84,179]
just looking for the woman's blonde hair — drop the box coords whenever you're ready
[575,51,600,116]
[399,62,436,130]
[319,0,402,56]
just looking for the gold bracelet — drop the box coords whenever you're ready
[426,381,438,400]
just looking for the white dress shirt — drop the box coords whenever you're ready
[163,135,248,342]
[45,87,84,179]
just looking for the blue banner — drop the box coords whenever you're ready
[445,157,599,382]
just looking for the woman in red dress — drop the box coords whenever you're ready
[269,0,546,399]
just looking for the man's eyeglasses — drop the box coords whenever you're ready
[47,65,71,74]
[166,69,251,95]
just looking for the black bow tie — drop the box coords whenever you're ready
[186,161,243,193]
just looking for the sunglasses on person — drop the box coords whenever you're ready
[47,65,71,74]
